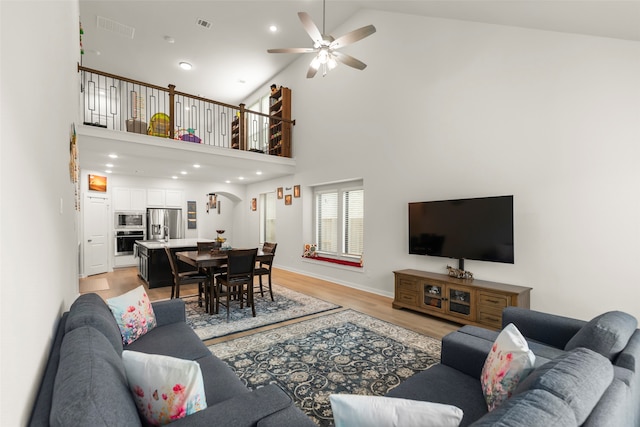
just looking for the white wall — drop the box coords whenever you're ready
[0,1,80,424]
[243,10,640,321]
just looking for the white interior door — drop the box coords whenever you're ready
[84,194,109,276]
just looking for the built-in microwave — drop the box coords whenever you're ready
[114,211,144,229]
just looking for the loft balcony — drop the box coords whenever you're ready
[77,65,296,181]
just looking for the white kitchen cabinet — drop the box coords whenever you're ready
[165,190,183,208]
[113,188,130,211]
[147,189,165,207]
[113,187,146,211]
[130,189,146,211]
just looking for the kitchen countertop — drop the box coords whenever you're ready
[134,238,215,250]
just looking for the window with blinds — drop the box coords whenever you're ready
[316,192,338,253]
[314,180,364,259]
[344,189,364,256]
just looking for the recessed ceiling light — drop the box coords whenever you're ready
[238,176,245,180]
[171,176,178,180]
[225,180,231,184]
[180,171,187,175]
[108,153,118,159]
[105,170,112,174]
[269,25,278,32]
[256,171,262,175]
[193,164,201,168]
[179,62,192,70]
[106,163,114,168]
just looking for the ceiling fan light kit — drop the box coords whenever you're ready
[267,0,376,78]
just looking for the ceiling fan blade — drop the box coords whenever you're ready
[330,25,376,49]
[333,51,367,70]
[306,63,319,79]
[298,12,323,43]
[267,48,316,54]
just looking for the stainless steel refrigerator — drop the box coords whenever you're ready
[147,208,183,241]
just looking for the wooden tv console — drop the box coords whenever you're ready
[393,269,531,330]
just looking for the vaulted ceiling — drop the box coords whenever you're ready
[80,1,640,106]
[77,1,640,183]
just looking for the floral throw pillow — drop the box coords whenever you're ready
[122,351,207,425]
[481,323,535,411]
[107,285,157,345]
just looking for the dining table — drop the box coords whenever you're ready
[176,249,274,314]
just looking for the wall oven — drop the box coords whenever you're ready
[115,230,145,256]
[115,211,145,229]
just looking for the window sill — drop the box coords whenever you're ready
[301,255,362,269]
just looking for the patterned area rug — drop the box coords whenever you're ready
[209,310,441,426]
[186,283,339,341]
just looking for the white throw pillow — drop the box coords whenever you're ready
[122,350,207,425]
[481,323,535,411]
[107,285,157,345]
[330,394,463,427]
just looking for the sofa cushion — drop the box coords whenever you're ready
[257,405,319,427]
[458,325,499,342]
[515,347,613,424]
[456,325,563,367]
[151,299,187,326]
[565,311,637,361]
[481,324,535,411]
[469,389,577,426]
[65,293,123,353]
[122,350,207,425]
[582,379,632,427]
[441,331,495,380]
[195,355,251,405]
[125,321,211,361]
[168,384,295,427]
[329,394,463,427]
[107,286,157,345]
[386,364,488,427]
[50,326,140,426]
[615,329,640,372]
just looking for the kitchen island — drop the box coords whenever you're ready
[135,238,215,288]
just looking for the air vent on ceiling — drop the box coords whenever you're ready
[97,16,135,39]
[196,18,212,29]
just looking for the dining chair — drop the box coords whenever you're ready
[165,247,209,307]
[254,242,277,301]
[215,248,258,320]
[196,241,225,313]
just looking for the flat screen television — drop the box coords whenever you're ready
[409,195,514,267]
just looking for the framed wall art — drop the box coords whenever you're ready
[285,194,292,205]
[293,185,300,198]
[277,187,283,199]
[88,174,107,192]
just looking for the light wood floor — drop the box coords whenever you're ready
[80,267,461,346]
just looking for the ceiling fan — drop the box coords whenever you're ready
[267,0,376,78]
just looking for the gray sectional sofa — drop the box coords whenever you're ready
[387,307,640,426]
[29,293,315,427]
